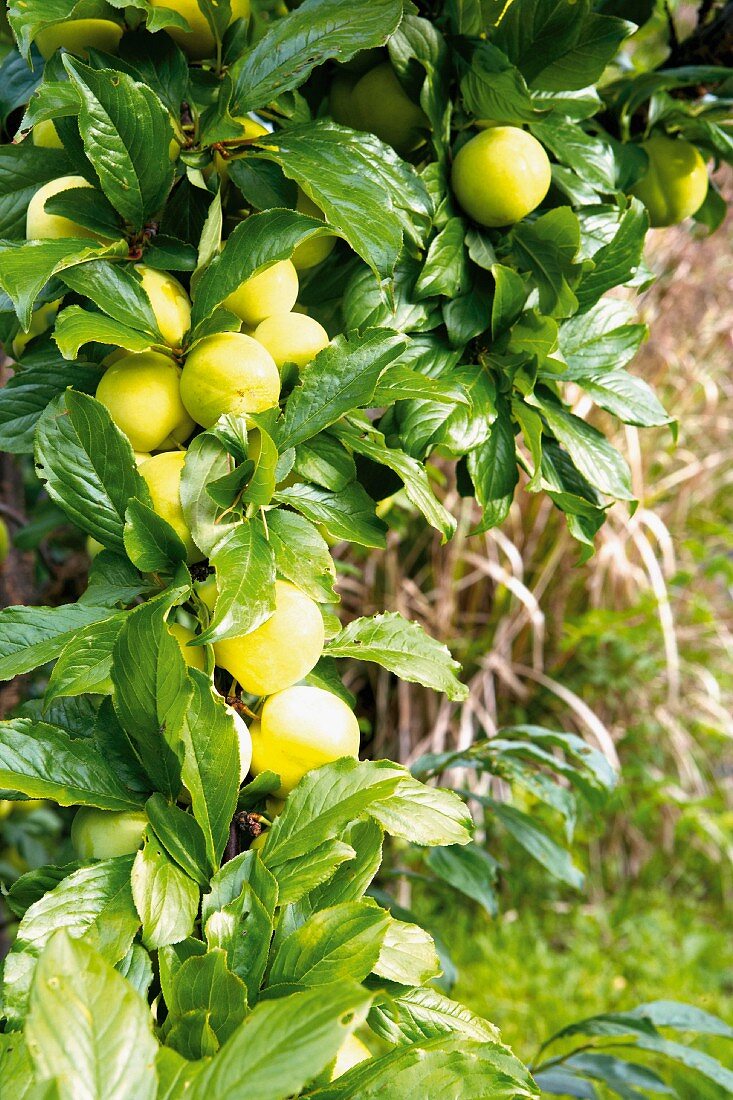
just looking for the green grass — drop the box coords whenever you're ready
[419,889,733,1096]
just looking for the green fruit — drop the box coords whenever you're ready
[349,62,428,154]
[26,176,100,241]
[222,260,299,327]
[250,685,360,796]
[291,191,337,270]
[214,116,268,181]
[139,452,200,563]
[71,808,148,860]
[151,0,251,59]
[0,518,9,564]
[180,332,280,428]
[329,74,359,126]
[451,126,551,227]
[168,622,206,671]
[35,18,123,59]
[226,705,253,784]
[11,298,62,359]
[631,134,709,227]
[136,265,191,349]
[213,580,324,697]
[253,311,330,370]
[96,351,194,452]
[32,120,63,149]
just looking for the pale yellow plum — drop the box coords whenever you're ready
[226,706,253,784]
[350,63,428,154]
[151,0,251,60]
[136,265,191,349]
[180,332,280,428]
[71,808,147,860]
[35,18,123,59]
[332,1035,372,1079]
[139,451,200,563]
[168,622,206,671]
[213,580,324,697]
[329,73,360,127]
[214,116,268,181]
[222,260,299,327]
[96,351,194,452]
[26,176,99,241]
[451,126,551,227]
[249,685,360,796]
[631,134,708,227]
[32,120,63,149]
[291,190,336,270]
[253,312,329,370]
[12,298,62,358]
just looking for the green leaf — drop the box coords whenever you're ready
[415,217,469,300]
[63,57,174,229]
[274,482,387,549]
[2,857,140,1027]
[123,498,189,573]
[311,1035,538,1099]
[198,520,276,644]
[426,842,498,917]
[266,510,337,604]
[369,987,500,1046]
[0,602,116,681]
[253,122,430,279]
[571,370,670,428]
[491,264,529,338]
[188,983,373,1100]
[511,208,582,318]
[34,391,150,554]
[460,41,542,125]
[180,669,240,873]
[0,718,144,809]
[26,931,158,1100]
[146,793,210,888]
[0,144,70,239]
[536,396,634,500]
[131,831,199,950]
[59,259,160,333]
[368,774,473,847]
[164,949,248,1056]
[233,0,403,111]
[575,199,647,312]
[374,918,441,986]
[268,901,389,992]
[116,943,154,999]
[45,187,125,240]
[111,595,192,799]
[44,613,125,702]
[53,306,160,360]
[0,350,102,455]
[490,800,585,889]
[531,116,616,193]
[266,839,357,909]
[558,298,645,373]
[180,433,239,558]
[0,238,126,329]
[467,397,518,529]
[325,611,467,701]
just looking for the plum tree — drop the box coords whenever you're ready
[136,265,191,349]
[222,260,299,326]
[168,622,206,671]
[291,191,337,270]
[70,808,148,860]
[35,18,123,59]
[632,133,709,227]
[180,332,280,427]
[349,62,428,154]
[249,685,361,795]
[253,312,330,370]
[451,126,551,227]
[212,580,324,696]
[151,0,251,59]
[96,351,194,452]
[26,176,100,240]
[139,452,199,562]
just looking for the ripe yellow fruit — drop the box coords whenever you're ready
[32,120,63,149]
[222,260,299,327]
[226,705,253,784]
[35,18,123,59]
[12,298,62,359]
[253,312,329,370]
[136,265,191,349]
[71,808,148,860]
[250,685,360,796]
[291,191,336,270]
[631,134,709,227]
[350,63,428,154]
[96,351,194,452]
[151,0,251,60]
[139,452,199,563]
[26,176,100,241]
[213,580,324,697]
[451,126,551,227]
[214,116,268,181]
[332,1035,371,1079]
[180,332,280,428]
[168,622,206,671]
